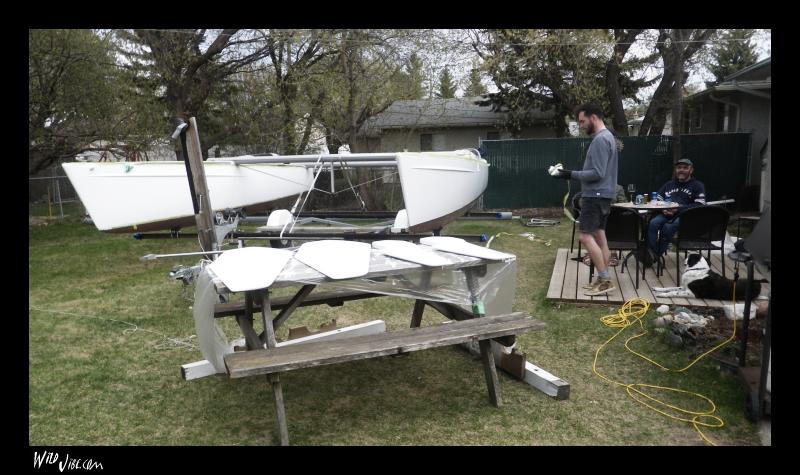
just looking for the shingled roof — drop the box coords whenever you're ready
[360,96,554,136]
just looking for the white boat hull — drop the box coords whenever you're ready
[62,161,313,232]
[397,151,489,232]
[63,150,488,234]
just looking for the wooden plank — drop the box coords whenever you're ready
[260,289,290,446]
[561,249,579,301]
[479,339,502,407]
[270,376,289,446]
[547,248,569,300]
[614,259,638,304]
[183,321,388,381]
[422,301,515,347]
[273,284,316,329]
[638,265,666,306]
[523,361,570,400]
[184,117,218,256]
[577,252,614,303]
[657,252,697,307]
[575,251,594,302]
[410,300,425,328]
[215,290,380,318]
[225,313,543,378]
[181,360,218,381]
[276,320,386,347]
[459,341,570,400]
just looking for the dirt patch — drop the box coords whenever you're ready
[673,304,767,366]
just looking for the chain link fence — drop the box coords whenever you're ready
[29,165,83,220]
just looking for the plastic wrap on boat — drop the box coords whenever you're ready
[192,248,517,369]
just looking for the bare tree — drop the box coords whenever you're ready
[638,29,716,140]
[119,29,273,158]
[604,29,659,136]
[29,29,161,174]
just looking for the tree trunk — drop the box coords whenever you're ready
[639,29,715,137]
[604,29,642,137]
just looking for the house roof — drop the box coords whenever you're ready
[360,96,554,136]
[685,56,771,103]
[724,57,770,82]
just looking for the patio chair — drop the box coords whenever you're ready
[605,206,643,289]
[673,205,731,278]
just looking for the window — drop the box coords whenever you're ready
[682,109,691,134]
[716,102,726,132]
[692,105,703,129]
[420,133,433,151]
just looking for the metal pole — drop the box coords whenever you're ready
[54,172,64,219]
[738,260,755,367]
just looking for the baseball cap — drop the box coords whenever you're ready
[675,158,693,166]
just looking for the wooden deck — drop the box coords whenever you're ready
[547,248,768,307]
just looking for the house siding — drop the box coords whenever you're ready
[737,94,770,186]
[355,125,554,152]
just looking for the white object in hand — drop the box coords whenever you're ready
[548,163,564,176]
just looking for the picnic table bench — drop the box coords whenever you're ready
[224,309,542,445]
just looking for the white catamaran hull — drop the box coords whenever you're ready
[62,161,313,232]
[63,150,489,234]
[397,151,489,232]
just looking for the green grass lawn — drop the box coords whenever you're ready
[29,211,764,445]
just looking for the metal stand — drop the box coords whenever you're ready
[728,250,771,421]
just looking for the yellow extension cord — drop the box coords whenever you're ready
[532,179,740,444]
[593,287,739,446]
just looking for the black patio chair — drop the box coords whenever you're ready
[605,206,643,289]
[673,205,731,278]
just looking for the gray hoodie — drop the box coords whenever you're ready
[571,128,618,199]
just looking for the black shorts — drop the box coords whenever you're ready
[578,197,611,233]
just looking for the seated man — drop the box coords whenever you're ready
[647,158,706,259]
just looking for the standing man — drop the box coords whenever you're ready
[550,104,619,296]
[646,158,706,259]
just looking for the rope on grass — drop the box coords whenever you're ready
[485,232,552,248]
[592,296,739,446]
[28,305,198,350]
[519,217,560,227]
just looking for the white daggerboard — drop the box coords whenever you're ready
[294,240,372,280]
[420,236,515,261]
[372,240,453,267]
[207,247,294,292]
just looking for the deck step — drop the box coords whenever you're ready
[224,312,543,378]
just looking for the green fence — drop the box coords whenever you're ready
[481,133,752,209]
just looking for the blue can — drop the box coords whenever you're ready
[635,194,644,205]
[650,192,658,202]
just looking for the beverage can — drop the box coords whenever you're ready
[643,193,650,204]
[635,194,644,205]
[650,192,658,202]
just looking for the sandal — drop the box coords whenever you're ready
[582,254,592,266]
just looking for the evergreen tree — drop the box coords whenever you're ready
[706,29,760,85]
[436,68,457,98]
[403,53,425,100]
[464,65,486,97]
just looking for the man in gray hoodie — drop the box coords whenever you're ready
[551,103,619,296]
